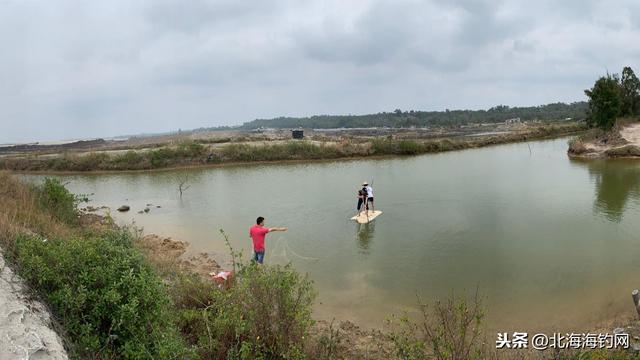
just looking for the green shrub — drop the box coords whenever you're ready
[388,293,485,360]
[371,139,393,154]
[219,141,341,162]
[44,156,74,171]
[111,150,146,169]
[397,140,421,155]
[34,178,80,225]
[371,139,422,155]
[219,143,254,161]
[311,320,343,360]
[198,137,232,144]
[172,263,316,359]
[149,148,173,168]
[147,141,206,168]
[176,140,205,157]
[585,75,622,130]
[11,230,189,359]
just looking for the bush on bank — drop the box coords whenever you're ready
[33,178,84,225]
[11,231,189,359]
[172,264,316,359]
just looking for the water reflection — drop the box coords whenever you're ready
[572,159,640,222]
[355,222,376,253]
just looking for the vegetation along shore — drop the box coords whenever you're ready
[1,121,585,173]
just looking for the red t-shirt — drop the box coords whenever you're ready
[249,224,270,252]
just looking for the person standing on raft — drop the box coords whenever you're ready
[357,188,368,215]
[363,181,374,212]
[249,216,287,264]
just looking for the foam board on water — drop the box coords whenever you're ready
[350,210,382,224]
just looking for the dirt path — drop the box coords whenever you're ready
[0,250,68,360]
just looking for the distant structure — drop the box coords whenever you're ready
[505,117,521,124]
[291,130,304,139]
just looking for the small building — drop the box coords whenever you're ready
[291,130,304,139]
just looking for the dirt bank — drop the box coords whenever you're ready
[137,234,222,278]
[78,211,223,279]
[568,123,640,158]
[0,248,68,360]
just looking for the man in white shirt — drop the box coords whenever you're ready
[363,181,374,212]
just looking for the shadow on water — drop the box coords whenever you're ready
[355,221,376,254]
[572,158,640,222]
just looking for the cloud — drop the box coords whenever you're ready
[1,0,640,142]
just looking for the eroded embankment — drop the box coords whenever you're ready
[569,123,640,158]
[0,248,68,359]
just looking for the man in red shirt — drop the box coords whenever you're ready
[249,216,287,264]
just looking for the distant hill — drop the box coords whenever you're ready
[239,102,588,129]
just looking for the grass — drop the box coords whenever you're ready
[387,292,487,360]
[170,264,315,359]
[0,122,586,172]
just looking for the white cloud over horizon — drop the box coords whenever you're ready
[1,0,639,143]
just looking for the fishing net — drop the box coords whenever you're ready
[272,236,319,263]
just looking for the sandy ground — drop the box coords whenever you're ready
[0,249,68,360]
[78,210,223,278]
[137,234,221,278]
[620,123,640,144]
[573,123,640,156]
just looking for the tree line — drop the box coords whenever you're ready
[585,66,640,130]
[236,102,587,130]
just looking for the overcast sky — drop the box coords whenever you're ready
[1,0,640,143]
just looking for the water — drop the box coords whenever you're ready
[24,138,640,333]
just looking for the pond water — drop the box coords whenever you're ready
[26,137,640,333]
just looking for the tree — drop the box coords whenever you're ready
[175,173,191,198]
[584,75,621,130]
[620,66,640,117]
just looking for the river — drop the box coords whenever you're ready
[25,137,640,333]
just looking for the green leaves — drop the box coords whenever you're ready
[35,178,80,225]
[172,263,316,359]
[585,75,621,130]
[13,231,189,359]
[585,66,640,130]
[620,67,640,117]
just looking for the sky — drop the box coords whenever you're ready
[1,0,640,143]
